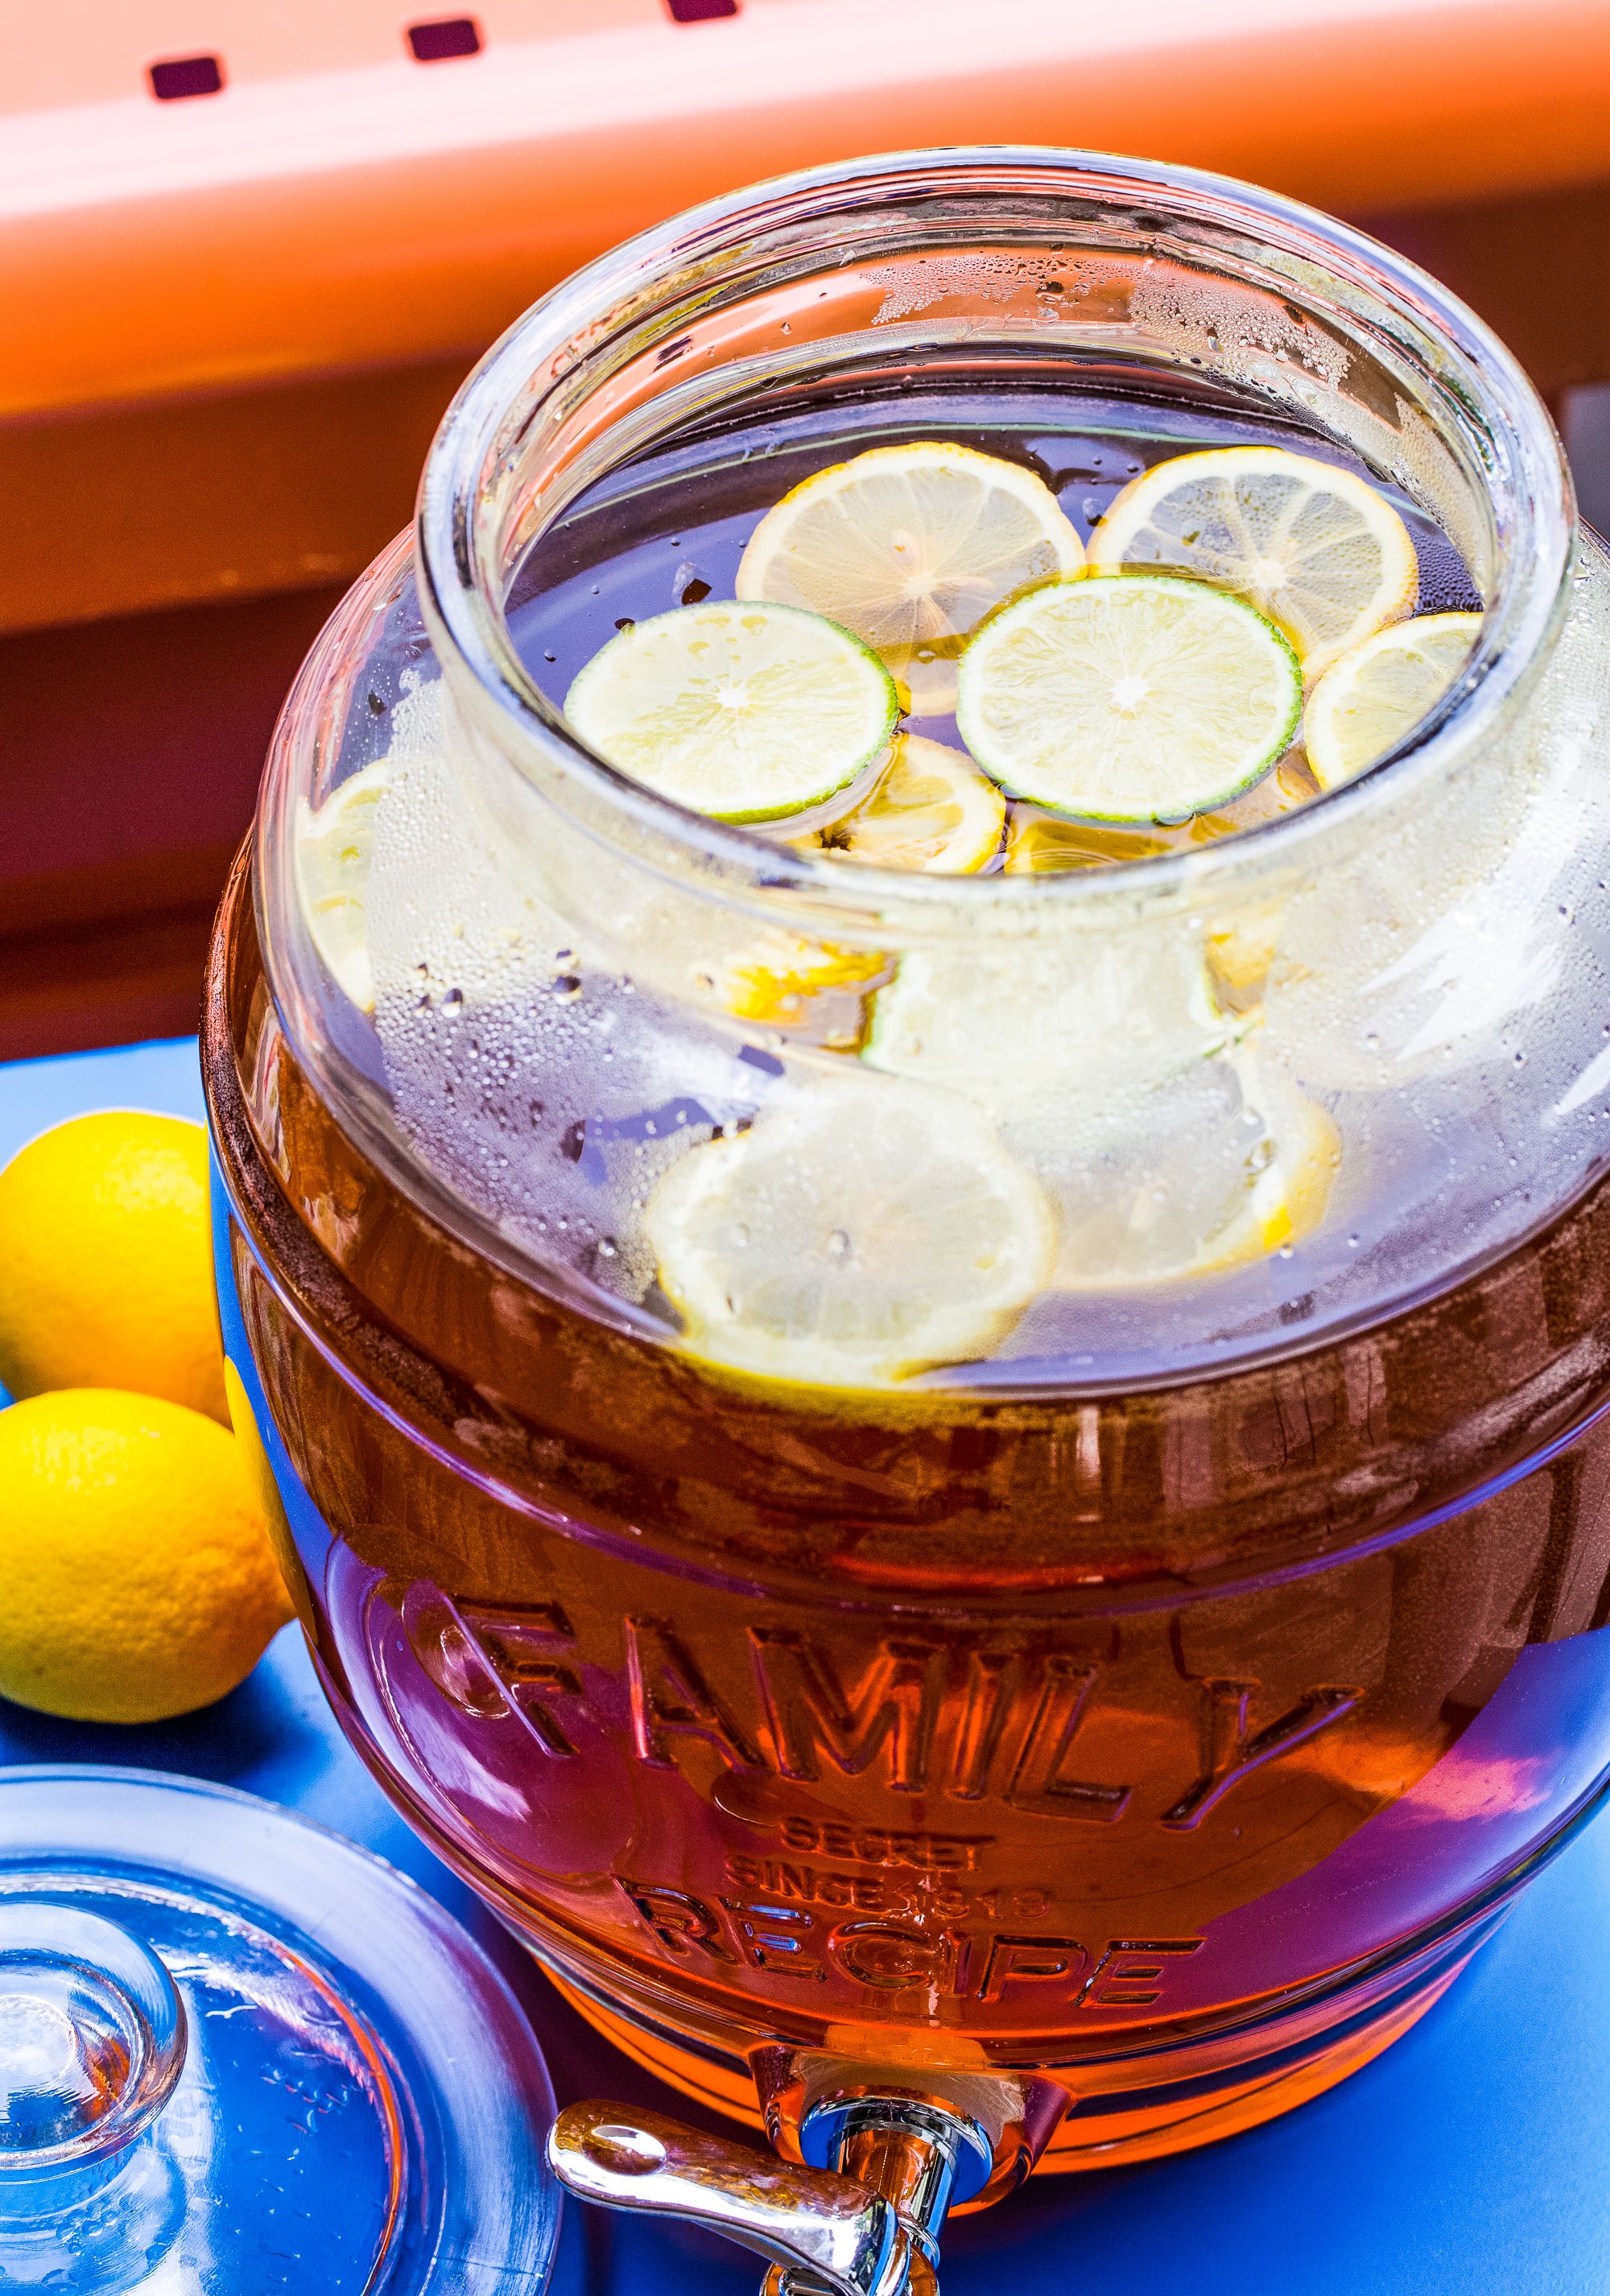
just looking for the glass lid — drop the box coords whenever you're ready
[0,1767,560,2293]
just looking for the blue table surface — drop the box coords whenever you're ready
[4,1037,1609,2292]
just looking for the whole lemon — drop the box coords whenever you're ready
[0,1111,227,1421]
[0,1389,294,1723]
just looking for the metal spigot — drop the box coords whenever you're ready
[548,2092,995,2296]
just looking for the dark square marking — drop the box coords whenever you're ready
[148,55,225,100]
[407,17,483,60]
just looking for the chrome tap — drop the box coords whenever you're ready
[548,2089,998,2296]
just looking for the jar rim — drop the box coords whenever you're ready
[415,143,1571,926]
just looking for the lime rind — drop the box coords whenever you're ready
[955,573,1302,822]
[565,600,899,825]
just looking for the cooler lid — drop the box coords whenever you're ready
[0,1766,560,2293]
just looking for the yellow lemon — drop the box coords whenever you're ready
[0,1389,294,1723]
[0,1111,226,1421]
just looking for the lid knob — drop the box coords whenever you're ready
[0,1898,187,2175]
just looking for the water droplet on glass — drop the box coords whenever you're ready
[441,987,464,1017]
[827,1229,852,1261]
[552,975,583,1003]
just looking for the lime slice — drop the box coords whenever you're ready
[294,762,392,1012]
[1303,611,1481,790]
[1086,446,1419,678]
[565,601,898,824]
[735,441,1084,716]
[646,1078,1056,1385]
[824,735,1006,874]
[956,574,1301,821]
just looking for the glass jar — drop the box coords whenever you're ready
[207,146,1610,2276]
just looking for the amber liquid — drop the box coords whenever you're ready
[209,854,1610,2167]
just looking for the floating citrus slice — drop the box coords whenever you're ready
[1207,901,1286,1002]
[865,930,1236,1103]
[1086,446,1418,678]
[1303,611,1482,789]
[1186,1066,1342,1279]
[295,762,393,1012]
[1005,1053,1340,1292]
[719,933,886,1027]
[956,575,1301,821]
[735,441,1084,715]
[645,1078,1056,1386]
[565,601,898,823]
[824,734,1006,873]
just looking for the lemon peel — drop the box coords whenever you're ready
[0,1111,227,1422]
[0,1389,292,1724]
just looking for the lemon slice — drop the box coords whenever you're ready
[720,934,886,1026]
[646,1079,1056,1386]
[1004,1052,1339,1292]
[1087,447,1418,679]
[1207,901,1286,1002]
[735,441,1084,716]
[1187,1066,1341,1279]
[866,930,1236,1104]
[565,601,898,823]
[956,575,1301,821]
[295,762,392,1012]
[825,735,1006,873]
[1303,611,1481,790]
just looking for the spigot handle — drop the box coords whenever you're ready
[547,2099,908,2296]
